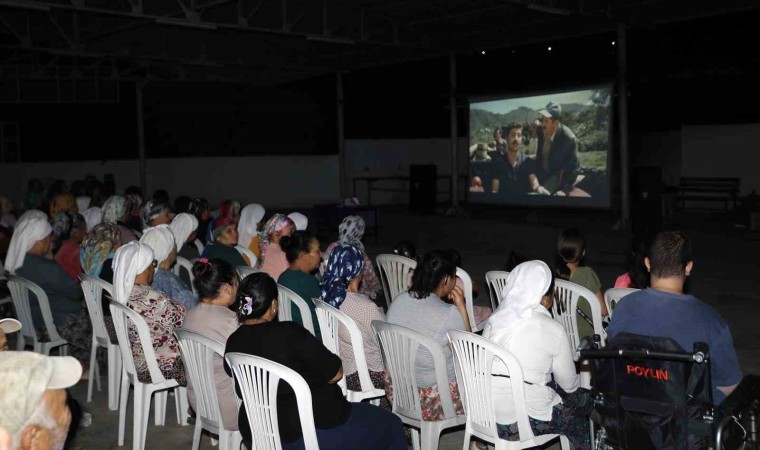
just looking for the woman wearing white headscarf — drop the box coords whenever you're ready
[83,206,102,232]
[483,261,591,450]
[169,212,200,260]
[238,203,265,258]
[10,215,91,368]
[141,225,196,309]
[101,195,137,244]
[324,215,381,301]
[112,242,187,386]
[287,212,308,231]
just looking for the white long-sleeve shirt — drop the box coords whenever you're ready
[483,306,579,423]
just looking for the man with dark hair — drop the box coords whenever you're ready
[608,230,742,404]
[528,102,584,196]
[487,122,532,196]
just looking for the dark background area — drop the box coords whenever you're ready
[2,8,759,162]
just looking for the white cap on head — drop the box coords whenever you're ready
[238,204,266,248]
[140,224,175,265]
[0,318,21,334]
[3,215,53,274]
[287,212,308,231]
[0,351,82,434]
[169,213,199,251]
[112,241,154,305]
[75,196,91,212]
[83,207,102,232]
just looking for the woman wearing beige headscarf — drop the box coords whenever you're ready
[483,261,592,450]
[49,192,78,218]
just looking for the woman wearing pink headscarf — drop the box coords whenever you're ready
[256,214,295,280]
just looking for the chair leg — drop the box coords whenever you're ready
[87,340,97,403]
[411,428,421,450]
[420,422,442,450]
[175,386,189,425]
[154,391,167,426]
[107,346,121,411]
[191,420,203,450]
[118,372,130,446]
[134,385,152,450]
[559,435,571,450]
[462,430,471,450]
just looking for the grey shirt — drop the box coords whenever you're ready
[386,291,466,386]
[16,254,84,328]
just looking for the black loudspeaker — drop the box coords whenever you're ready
[409,164,437,214]
[631,166,663,237]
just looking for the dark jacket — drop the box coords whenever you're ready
[534,123,580,192]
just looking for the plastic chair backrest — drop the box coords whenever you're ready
[235,245,257,268]
[485,271,510,312]
[448,330,539,445]
[236,265,259,280]
[371,320,456,421]
[7,274,63,346]
[313,300,375,397]
[552,279,606,349]
[603,288,639,318]
[375,254,417,308]
[225,352,319,450]
[276,284,315,336]
[175,329,226,432]
[456,267,478,331]
[173,256,198,296]
[109,300,168,385]
[79,274,114,347]
[194,239,205,255]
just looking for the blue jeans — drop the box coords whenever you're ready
[282,403,407,450]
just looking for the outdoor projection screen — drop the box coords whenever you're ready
[468,87,612,207]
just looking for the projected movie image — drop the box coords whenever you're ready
[468,87,611,206]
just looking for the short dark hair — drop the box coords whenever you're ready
[504,122,523,137]
[409,250,456,299]
[192,258,236,300]
[236,272,278,322]
[280,231,316,264]
[647,230,692,279]
[174,195,192,214]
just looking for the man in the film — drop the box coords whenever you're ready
[528,102,586,197]
[487,122,532,196]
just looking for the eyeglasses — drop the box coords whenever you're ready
[152,259,158,268]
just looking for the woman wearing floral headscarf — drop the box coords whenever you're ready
[101,195,137,244]
[52,212,87,281]
[320,244,388,409]
[140,199,171,230]
[201,216,246,269]
[324,215,381,301]
[257,214,295,280]
[483,261,592,450]
[80,222,122,279]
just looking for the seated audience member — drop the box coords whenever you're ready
[169,212,200,261]
[0,352,82,450]
[324,216,381,302]
[82,206,102,232]
[224,273,405,450]
[102,195,137,244]
[0,196,17,230]
[75,196,91,213]
[555,228,608,339]
[189,198,212,244]
[278,231,322,339]
[287,212,309,231]
[124,191,144,233]
[205,200,235,244]
[385,250,469,420]
[257,214,296,279]
[49,192,78,218]
[152,189,171,208]
[113,242,187,386]
[7,216,91,367]
[608,230,742,405]
[201,217,246,269]
[443,249,492,326]
[238,203,265,259]
[483,261,592,450]
[504,250,528,272]
[141,225,196,309]
[52,213,87,282]
[174,195,192,215]
[320,244,388,409]
[140,199,171,230]
[182,258,240,431]
[80,222,122,281]
[22,178,45,212]
[614,237,649,289]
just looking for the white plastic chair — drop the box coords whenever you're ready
[552,279,606,350]
[236,265,259,280]
[313,300,385,404]
[448,330,570,450]
[276,284,315,336]
[7,274,68,355]
[173,256,198,297]
[375,254,417,309]
[194,239,205,255]
[485,270,510,312]
[371,320,466,450]
[603,288,639,318]
[80,274,122,411]
[235,245,257,268]
[175,330,242,450]
[225,352,320,450]
[456,267,482,332]
[109,300,189,450]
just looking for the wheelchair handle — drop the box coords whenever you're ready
[580,348,708,363]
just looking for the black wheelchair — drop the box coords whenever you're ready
[580,332,760,449]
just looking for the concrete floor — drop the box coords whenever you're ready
[67,205,760,449]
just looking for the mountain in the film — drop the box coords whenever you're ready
[471,103,591,125]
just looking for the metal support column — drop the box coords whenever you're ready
[136,80,147,195]
[337,72,347,198]
[617,24,630,229]
[447,52,460,214]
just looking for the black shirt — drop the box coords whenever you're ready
[224,321,349,443]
